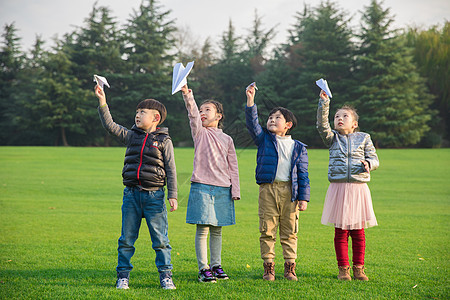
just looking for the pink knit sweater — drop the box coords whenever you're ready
[183,91,240,199]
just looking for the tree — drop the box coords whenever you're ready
[244,9,276,75]
[26,45,92,146]
[260,1,355,146]
[355,0,435,147]
[66,3,126,146]
[209,20,253,145]
[0,23,24,144]
[121,0,185,144]
[406,22,450,144]
[11,36,54,145]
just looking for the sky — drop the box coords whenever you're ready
[0,0,448,52]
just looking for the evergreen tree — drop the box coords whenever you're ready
[244,9,276,75]
[406,23,449,145]
[261,1,355,146]
[171,28,214,146]
[121,0,182,143]
[66,4,125,145]
[0,23,24,144]
[209,20,253,147]
[25,42,91,146]
[188,37,222,107]
[355,0,434,147]
[12,37,52,145]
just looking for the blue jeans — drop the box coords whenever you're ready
[117,186,172,274]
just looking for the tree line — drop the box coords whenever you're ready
[0,0,448,148]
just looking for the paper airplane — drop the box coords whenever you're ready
[246,82,258,91]
[316,78,332,98]
[93,75,110,90]
[172,61,194,94]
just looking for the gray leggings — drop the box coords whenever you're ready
[195,224,222,270]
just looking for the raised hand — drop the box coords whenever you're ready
[319,90,329,101]
[246,84,256,107]
[94,84,106,106]
[181,84,189,95]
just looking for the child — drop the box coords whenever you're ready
[95,85,178,290]
[245,84,310,281]
[316,90,379,281]
[180,84,240,283]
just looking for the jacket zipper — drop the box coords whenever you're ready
[347,135,351,181]
[137,133,149,186]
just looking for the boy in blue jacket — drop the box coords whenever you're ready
[245,84,310,281]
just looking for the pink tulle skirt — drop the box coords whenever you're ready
[321,182,378,230]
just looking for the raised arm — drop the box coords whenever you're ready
[181,84,202,138]
[245,84,263,145]
[316,90,334,147]
[246,84,256,107]
[95,85,129,144]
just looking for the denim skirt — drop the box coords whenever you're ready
[186,182,235,226]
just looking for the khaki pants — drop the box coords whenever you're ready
[258,182,299,263]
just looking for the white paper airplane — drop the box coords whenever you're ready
[316,78,332,98]
[93,74,110,90]
[172,61,194,94]
[246,82,258,91]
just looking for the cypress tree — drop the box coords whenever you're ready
[406,23,449,145]
[261,1,355,146]
[120,0,181,142]
[355,0,434,147]
[66,4,125,145]
[0,23,24,145]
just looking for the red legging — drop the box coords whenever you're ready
[334,228,365,266]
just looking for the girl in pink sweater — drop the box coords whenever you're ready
[181,84,240,283]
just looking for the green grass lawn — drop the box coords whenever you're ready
[0,147,449,299]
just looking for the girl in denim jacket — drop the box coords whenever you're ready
[181,84,240,283]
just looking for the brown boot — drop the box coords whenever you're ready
[263,262,275,281]
[284,262,298,281]
[337,266,351,281]
[353,265,369,281]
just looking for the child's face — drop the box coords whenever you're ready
[135,108,160,131]
[266,110,292,136]
[334,109,358,135]
[199,103,221,128]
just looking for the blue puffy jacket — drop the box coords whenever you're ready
[245,105,310,202]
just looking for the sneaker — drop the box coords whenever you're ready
[198,268,217,283]
[116,277,129,289]
[160,271,176,290]
[211,265,229,280]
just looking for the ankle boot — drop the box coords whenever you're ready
[337,266,351,281]
[353,265,369,281]
[263,262,275,281]
[284,262,298,281]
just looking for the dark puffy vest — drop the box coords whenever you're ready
[122,127,169,189]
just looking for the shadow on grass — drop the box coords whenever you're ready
[2,265,342,291]
[1,268,177,289]
[2,268,270,289]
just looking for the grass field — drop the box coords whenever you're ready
[0,147,449,299]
